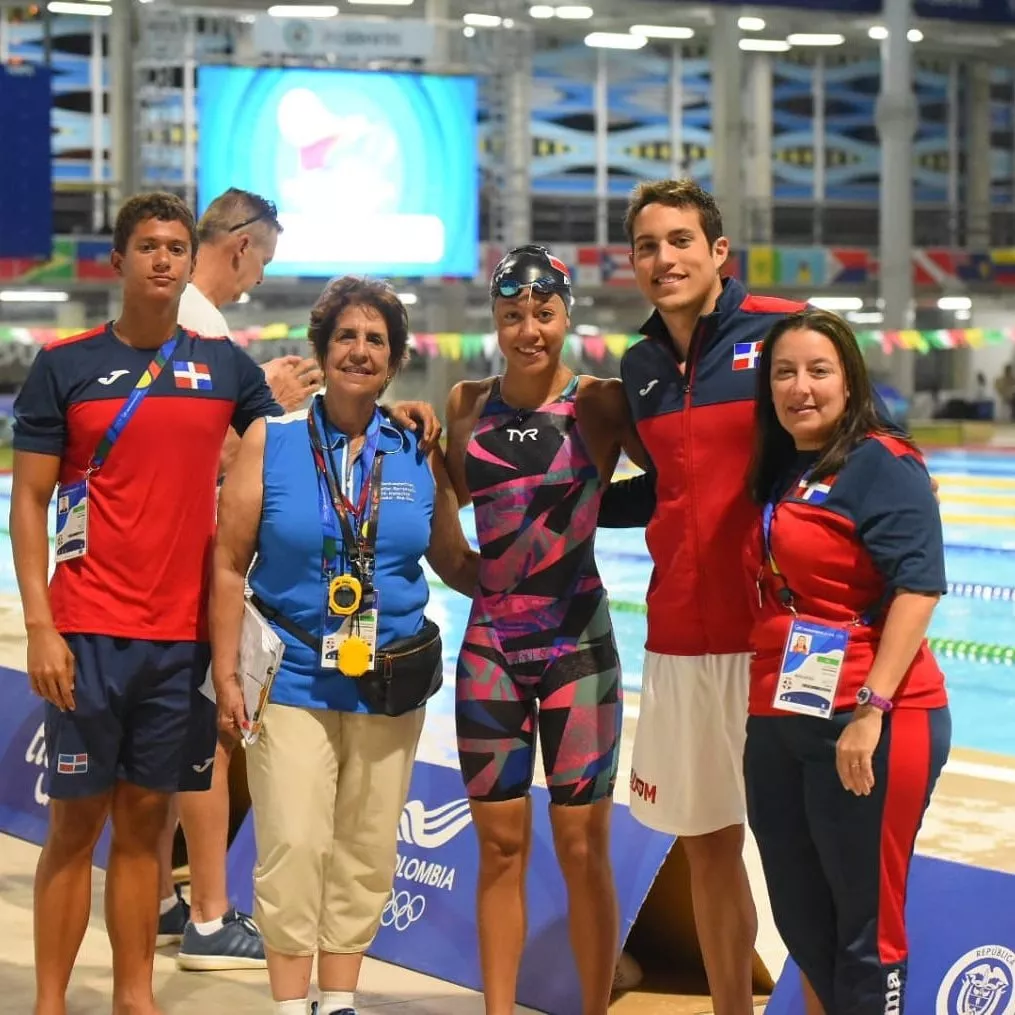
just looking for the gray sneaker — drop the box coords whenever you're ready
[175,908,267,971]
[156,885,190,947]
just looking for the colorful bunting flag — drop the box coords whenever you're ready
[0,325,1013,358]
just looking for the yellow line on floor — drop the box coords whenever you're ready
[942,513,1015,528]
[941,492,1015,507]
[934,475,1015,490]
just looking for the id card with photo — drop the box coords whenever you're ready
[772,618,848,720]
[320,591,379,674]
[55,480,89,563]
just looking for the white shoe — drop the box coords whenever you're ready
[613,950,644,992]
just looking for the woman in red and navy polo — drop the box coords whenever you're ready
[743,308,951,1014]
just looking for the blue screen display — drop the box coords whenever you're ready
[197,66,479,279]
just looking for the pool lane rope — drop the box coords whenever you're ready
[947,581,1015,601]
[4,525,1015,664]
[928,639,1015,664]
[431,581,1015,665]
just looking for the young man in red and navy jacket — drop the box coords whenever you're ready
[599,179,809,1013]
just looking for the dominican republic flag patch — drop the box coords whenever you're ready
[57,752,88,774]
[795,477,834,504]
[173,361,213,390]
[732,340,763,371]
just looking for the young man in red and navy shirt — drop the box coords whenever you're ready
[11,191,281,1015]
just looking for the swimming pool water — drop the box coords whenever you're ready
[0,450,1012,756]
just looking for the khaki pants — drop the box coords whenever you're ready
[246,702,425,956]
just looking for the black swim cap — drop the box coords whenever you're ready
[489,244,574,312]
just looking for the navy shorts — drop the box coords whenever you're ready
[43,635,217,800]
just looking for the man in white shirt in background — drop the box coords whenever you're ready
[160,187,322,971]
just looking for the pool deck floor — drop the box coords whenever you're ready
[0,593,1012,1014]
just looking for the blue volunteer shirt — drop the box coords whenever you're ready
[249,401,435,713]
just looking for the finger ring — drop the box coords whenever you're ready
[850,761,861,768]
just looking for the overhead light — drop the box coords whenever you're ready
[529,4,554,16]
[808,296,863,311]
[0,290,70,302]
[630,24,695,39]
[938,296,972,311]
[870,25,923,41]
[786,33,845,46]
[738,16,766,31]
[267,4,337,15]
[48,1,111,13]
[955,309,972,321]
[846,311,884,325]
[397,293,418,305]
[463,25,476,36]
[739,38,790,52]
[464,12,501,26]
[585,31,646,49]
[555,5,593,18]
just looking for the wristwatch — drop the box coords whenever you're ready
[856,686,893,712]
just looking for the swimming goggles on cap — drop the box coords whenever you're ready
[494,276,567,299]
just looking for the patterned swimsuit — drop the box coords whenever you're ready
[455,376,622,806]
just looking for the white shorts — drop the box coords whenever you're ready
[628,652,750,837]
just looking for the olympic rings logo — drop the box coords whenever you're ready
[380,890,426,932]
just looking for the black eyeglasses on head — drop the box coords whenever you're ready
[228,201,279,233]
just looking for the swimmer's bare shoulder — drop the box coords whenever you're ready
[445,378,497,506]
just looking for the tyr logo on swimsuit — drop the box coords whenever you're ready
[507,428,538,442]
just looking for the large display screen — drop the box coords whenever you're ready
[197,66,478,278]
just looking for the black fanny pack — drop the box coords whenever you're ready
[250,595,443,718]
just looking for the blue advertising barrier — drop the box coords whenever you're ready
[4,653,1015,1015]
[766,855,1015,1015]
[225,760,675,1015]
[0,665,112,865]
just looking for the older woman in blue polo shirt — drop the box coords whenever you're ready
[209,276,477,1015]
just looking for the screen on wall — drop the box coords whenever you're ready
[197,66,478,278]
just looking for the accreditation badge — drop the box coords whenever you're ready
[55,480,89,563]
[772,618,848,720]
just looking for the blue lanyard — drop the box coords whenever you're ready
[762,468,813,580]
[762,469,882,625]
[761,501,778,574]
[87,330,179,476]
[308,399,382,579]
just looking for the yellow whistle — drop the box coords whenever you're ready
[338,635,371,677]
